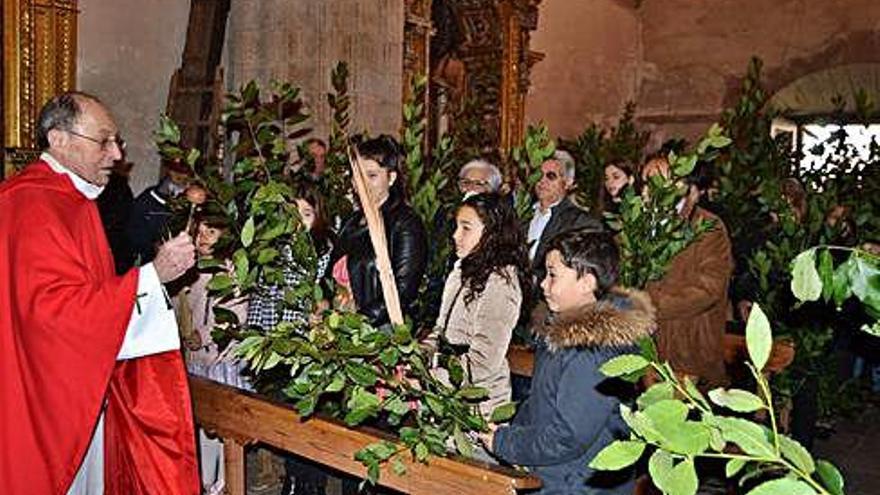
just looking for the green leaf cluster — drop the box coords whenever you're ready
[511,123,556,222]
[400,74,460,327]
[321,61,355,221]
[790,247,880,336]
[249,310,492,485]
[155,79,321,365]
[713,57,879,411]
[606,123,731,289]
[590,302,847,495]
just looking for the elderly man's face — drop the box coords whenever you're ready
[535,160,571,207]
[51,98,122,187]
[458,166,493,195]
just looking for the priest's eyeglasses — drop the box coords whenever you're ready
[68,130,127,152]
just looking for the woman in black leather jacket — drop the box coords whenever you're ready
[339,135,427,327]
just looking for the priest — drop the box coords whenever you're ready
[0,92,200,494]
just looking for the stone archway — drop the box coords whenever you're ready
[722,29,880,113]
[769,62,880,118]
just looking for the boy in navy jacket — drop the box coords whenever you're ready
[485,229,656,494]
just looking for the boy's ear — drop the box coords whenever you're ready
[577,272,598,298]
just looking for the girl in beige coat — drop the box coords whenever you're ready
[432,193,531,419]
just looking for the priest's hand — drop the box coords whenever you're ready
[154,232,196,283]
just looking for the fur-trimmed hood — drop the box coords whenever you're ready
[534,287,656,352]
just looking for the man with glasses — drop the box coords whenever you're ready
[0,92,200,494]
[526,150,602,286]
[510,151,602,404]
[457,159,502,198]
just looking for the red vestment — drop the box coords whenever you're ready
[0,161,199,494]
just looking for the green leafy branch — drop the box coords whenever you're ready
[237,309,514,485]
[790,246,880,336]
[511,123,556,222]
[607,124,731,288]
[401,74,459,326]
[590,303,846,495]
[323,61,354,221]
[156,80,319,348]
[403,74,456,233]
[210,80,317,324]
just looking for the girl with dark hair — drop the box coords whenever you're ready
[430,192,531,420]
[338,135,427,326]
[597,160,638,214]
[246,184,336,330]
[293,183,334,261]
[244,184,338,495]
[173,212,249,495]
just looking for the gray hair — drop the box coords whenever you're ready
[459,159,503,192]
[551,150,577,181]
[37,91,102,149]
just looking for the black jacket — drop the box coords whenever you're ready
[125,185,173,267]
[530,196,603,285]
[493,289,656,494]
[97,172,134,274]
[339,192,427,327]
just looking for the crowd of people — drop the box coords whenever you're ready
[154,131,736,493]
[2,91,874,495]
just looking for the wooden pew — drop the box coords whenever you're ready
[190,376,541,495]
[507,334,796,379]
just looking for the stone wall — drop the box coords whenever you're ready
[78,0,189,194]
[76,0,880,185]
[527,0,880,146]
[78,0,404,194]
[525,0,640,139]
[225,0,404,142]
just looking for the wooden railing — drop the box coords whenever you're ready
[190,377,541,495]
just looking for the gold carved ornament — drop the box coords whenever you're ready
[2,0,78,178]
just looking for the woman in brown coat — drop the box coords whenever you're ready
[430,193,531,418]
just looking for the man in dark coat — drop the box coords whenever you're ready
[526,150,603,286]
[96,160,135,274]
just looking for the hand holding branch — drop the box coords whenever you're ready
[154,232,196,283]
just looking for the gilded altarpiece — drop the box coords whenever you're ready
[404,0,541,167]
[2,0,78,178]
